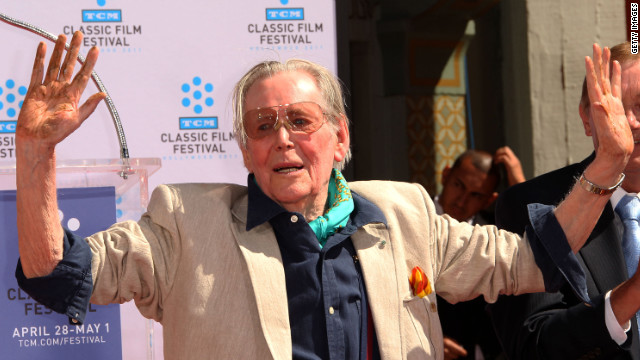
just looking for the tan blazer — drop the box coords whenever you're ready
[86,180,544,360]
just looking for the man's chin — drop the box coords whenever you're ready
[624,150,640,173]
[629,143,640,158]
[447,212,468,223]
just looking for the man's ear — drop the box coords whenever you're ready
[333,114,350,163]
[484,192,499,209]
[579,102,592,136]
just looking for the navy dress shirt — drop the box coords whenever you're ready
[246,176,383,360]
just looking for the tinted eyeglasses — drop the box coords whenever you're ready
[243,101,329,140]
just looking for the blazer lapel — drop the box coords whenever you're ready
[580,204,628,294]
[582,203,640,357]
[231,197,292,360]
[352,223,403,359]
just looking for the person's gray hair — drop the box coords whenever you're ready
[231,59,351,170]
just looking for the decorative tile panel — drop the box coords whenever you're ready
[407,95,466,195]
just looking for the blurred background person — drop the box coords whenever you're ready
[435,147,524,359]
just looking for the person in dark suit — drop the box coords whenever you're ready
[435,149,524,359]
[488,42,640,359]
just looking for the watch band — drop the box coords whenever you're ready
[578,172,625,195]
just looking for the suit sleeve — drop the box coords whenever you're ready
[15,184,185,325]
[16,228,93,324]
[489,187,632,359]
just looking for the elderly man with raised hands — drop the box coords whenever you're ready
[14,30,633,360]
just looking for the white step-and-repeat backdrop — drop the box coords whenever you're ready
[0,0,337,359]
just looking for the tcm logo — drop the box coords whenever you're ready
[0,121,17,134]
[181,76,214,114]
[179,117,218,130]
[0,79,27,119]
[266,8,304,20]
[82,9,122,22]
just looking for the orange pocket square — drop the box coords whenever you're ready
[409,266,432,298]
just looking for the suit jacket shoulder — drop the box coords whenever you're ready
[495,157,589,233]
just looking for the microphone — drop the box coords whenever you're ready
[0,11,132,177]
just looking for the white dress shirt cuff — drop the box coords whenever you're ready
[605,290,631,345]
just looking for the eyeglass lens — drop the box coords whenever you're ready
[243,102,326,139]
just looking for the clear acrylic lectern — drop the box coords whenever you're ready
[0,158,162,360]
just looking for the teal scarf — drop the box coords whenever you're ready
[308,169,354,248]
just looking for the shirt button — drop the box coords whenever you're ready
[329,306,335,315]
[290,215,298,223]
[430,303,437,312]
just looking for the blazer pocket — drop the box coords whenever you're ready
[402,293,441,359]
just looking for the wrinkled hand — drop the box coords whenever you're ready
[585,43,634,183]
[16,31,105,150]
[443,336,468,360]
[494,146,525,186]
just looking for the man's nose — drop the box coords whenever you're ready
[455,193,469,206]
[274,120,294,149]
